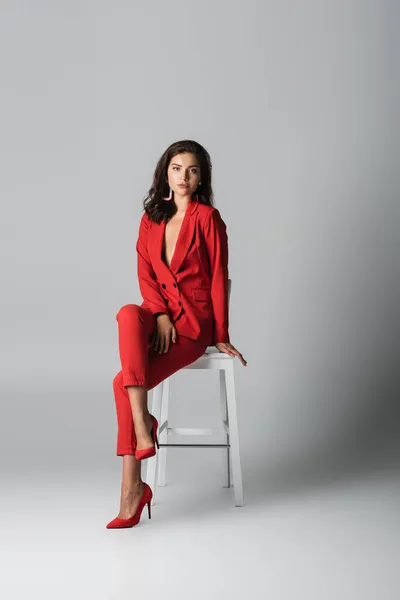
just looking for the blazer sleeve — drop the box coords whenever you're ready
[203,208,230,344]
[136,212,169,316]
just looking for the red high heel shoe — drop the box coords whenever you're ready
[135,414,159,461]
[106,482,153,529]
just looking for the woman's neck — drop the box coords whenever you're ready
[174,196,192,215]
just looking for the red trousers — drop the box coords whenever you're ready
[113,304,208,456]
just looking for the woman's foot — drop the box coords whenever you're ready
[117,480,146,519]
[134,412,154,453]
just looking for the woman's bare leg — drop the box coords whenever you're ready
[117,455,146,519]
[116,386,154,519]
[127,385,154,451]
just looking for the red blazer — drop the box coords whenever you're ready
[136,199,230,346]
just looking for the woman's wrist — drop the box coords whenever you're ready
[155,312,169,320]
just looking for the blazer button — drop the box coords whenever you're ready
[162,283,166,289]
[173,283,177,288]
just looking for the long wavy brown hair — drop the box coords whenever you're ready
[142,140,214,223]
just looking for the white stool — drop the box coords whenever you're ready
[145,346,244,507]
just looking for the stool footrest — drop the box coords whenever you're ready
[158,443,231,448]
[159,422,229,435]
[166,427,227,436]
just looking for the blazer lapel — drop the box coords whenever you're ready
[170,200,198,274]
[146,200,199,276]
[147,218,170,279]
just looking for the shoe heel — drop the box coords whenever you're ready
[151,415,160,449]
[147,501,151,519]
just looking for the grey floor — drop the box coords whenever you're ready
[1,447,399,600]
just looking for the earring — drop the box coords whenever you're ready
[163,186,173,201]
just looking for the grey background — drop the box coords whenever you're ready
[0,3,398,596]
[1,0,397,474]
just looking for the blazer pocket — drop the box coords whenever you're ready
[192,288,211,302]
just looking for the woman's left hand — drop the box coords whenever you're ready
[215,342,247,366]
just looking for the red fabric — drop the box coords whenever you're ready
[136,199,230,345]
[113,304,207,455]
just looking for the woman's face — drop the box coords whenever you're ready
[166,152,201,199]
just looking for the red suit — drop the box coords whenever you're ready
[113,199,230,455]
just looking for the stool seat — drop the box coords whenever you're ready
[204,346,230,354]
[145,346,244,507]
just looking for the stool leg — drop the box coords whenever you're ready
[225,362,244,506]
[157,377,170,487]
[145,381,163,505]
[219,370,231,488]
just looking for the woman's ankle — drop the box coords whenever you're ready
[121,479,144,493]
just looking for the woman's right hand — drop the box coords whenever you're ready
[152,314,177,354]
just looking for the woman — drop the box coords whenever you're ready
[106,139,247,529]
